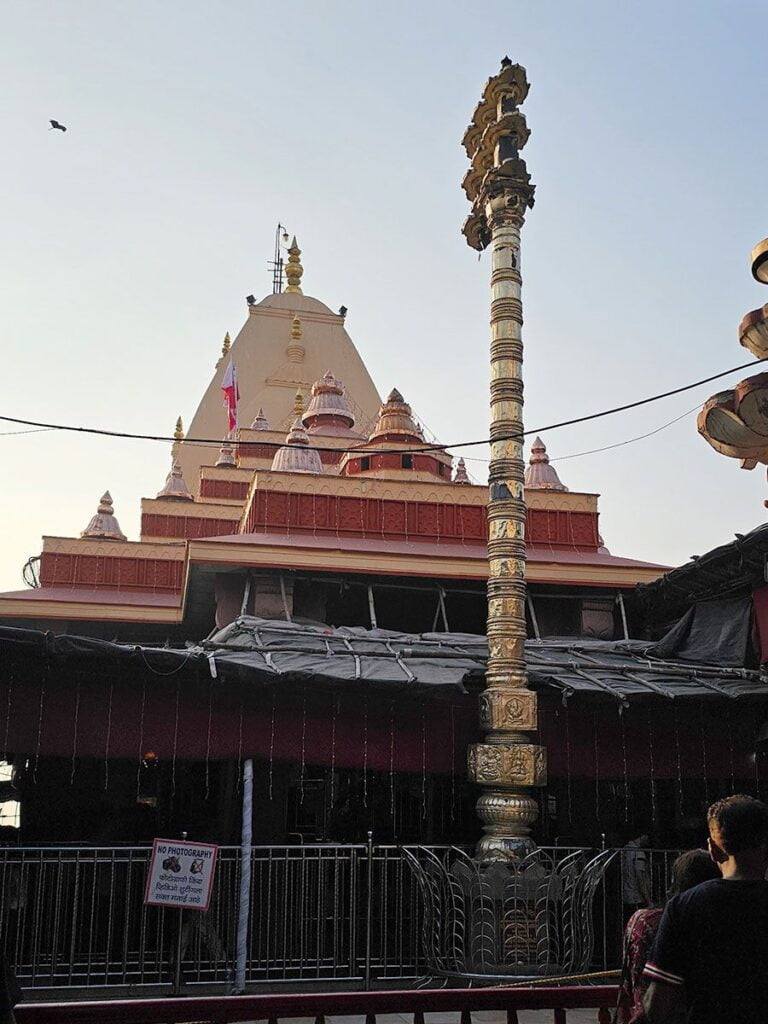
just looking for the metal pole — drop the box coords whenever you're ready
[438,586,449,631]
[172,830,187,995]
[234,759,253,993]
[367,585,378,630]
[279,574,292,622]
[364,830,373,990]
[240,573,252,617]
[526,593,541,641]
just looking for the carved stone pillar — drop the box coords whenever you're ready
[462,60,547,860]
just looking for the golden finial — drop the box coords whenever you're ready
[172,416,184,460]
[294,388,305,417]
[286,314,305,363]
[284,236,304,294]
[221,331,231,357]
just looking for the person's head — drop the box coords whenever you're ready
[632,833,650,847]
[707,794,768,876]
[668,848,720,896]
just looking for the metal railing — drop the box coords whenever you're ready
[0,843,682,992]
[15,985,619,1023]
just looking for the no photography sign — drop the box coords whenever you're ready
[144,838,219,911]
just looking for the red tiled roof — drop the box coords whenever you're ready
[194,531,668,572]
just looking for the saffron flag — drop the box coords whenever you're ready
[221,359,239,434]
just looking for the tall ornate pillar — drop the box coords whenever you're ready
[463,60,546,860]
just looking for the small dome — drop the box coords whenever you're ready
[250,408,270,430]
[215,439,237,468]
[157,460,194,501]
[304,370,356,432]
[271,418,323,474]
[454,457,470,484]
[524,437,568,491]
[369,388,421,443]
[81,491,127,541]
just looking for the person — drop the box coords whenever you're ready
[643,794,768,1024]
[621,832,652,918]
[617,849,719,1023]
[0,956,20,1024]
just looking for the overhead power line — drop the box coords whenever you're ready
[460,403,702,466]
[0,357,762,458]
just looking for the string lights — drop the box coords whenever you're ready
[69,678,81,786]
[268,691,276,801]
[647,708,658,826]
[619,707,629,823]
[33,661,47,785]
[136,677,147,802]
[104,680,114,791]
[2,667,13,763]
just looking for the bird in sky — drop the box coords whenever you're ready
[48,119,67,132]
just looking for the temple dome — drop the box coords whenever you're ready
[524,437,568,491]
[215,439,236,468]
[368,388,421,444]
[454,457,470,484]
[250,408,270,430]
[256,292,336,316]
[271,418,323,474]
[81,492,127,541]
[304,370,356,434]
[156,461,194,501]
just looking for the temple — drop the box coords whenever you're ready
[0,246,664,639]
[0,241,702,852]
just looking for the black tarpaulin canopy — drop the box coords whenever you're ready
[0,618,764,704]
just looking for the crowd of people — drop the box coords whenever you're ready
[618,793,768,1024]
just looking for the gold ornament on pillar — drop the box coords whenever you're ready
[461,58,546,860]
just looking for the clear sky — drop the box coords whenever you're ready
[1,0,767,592]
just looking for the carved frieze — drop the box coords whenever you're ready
[468,742,547,786]
[479,689,538,731]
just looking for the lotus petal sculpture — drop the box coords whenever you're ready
[699,240,768,492]
[740,305,768,361]
[403,845,616,980]
[698,373,768,470]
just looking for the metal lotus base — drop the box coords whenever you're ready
[404,846,616,982]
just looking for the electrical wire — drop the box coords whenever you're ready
[548,403,701,463]
[0,357,761,457]
[458,402,702,466]
[0,428,55,437]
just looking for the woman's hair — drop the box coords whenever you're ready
[668,848,719,896]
